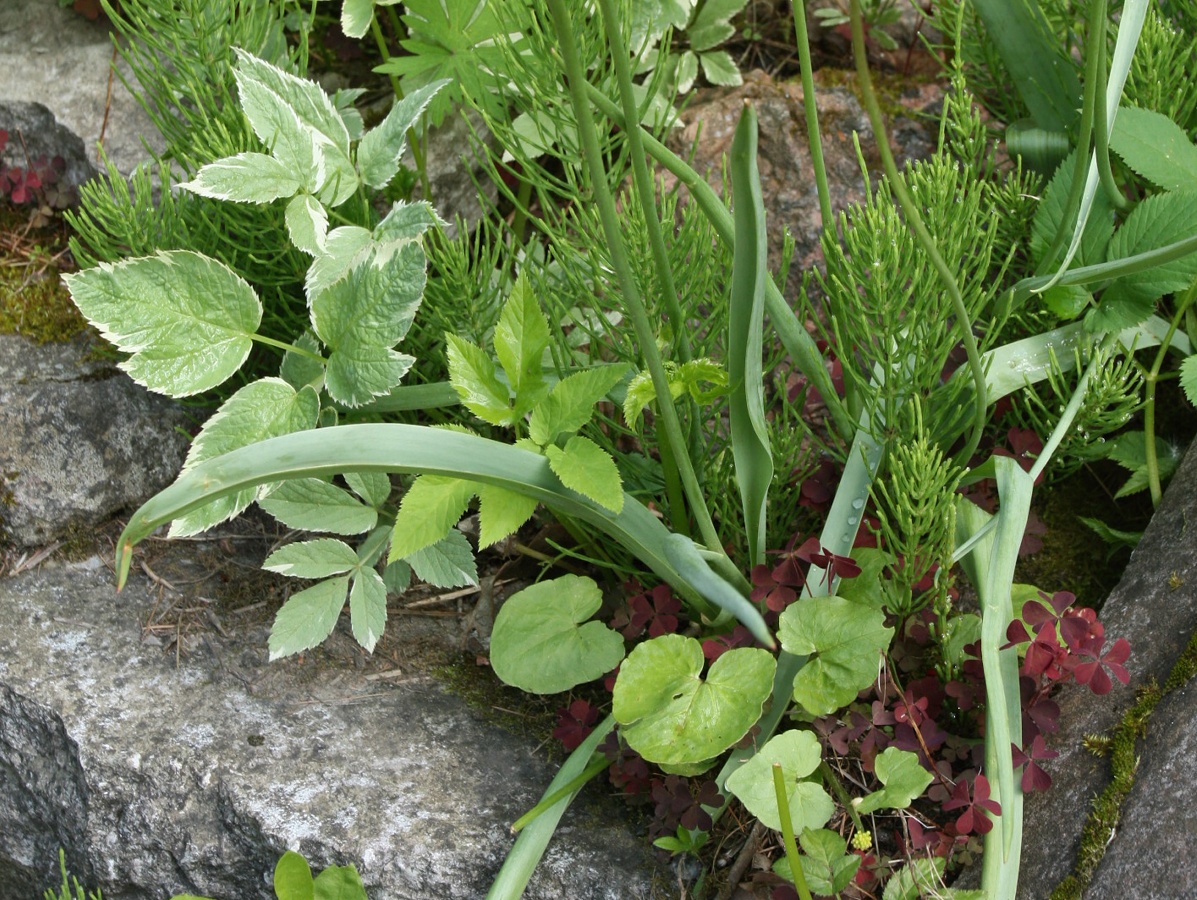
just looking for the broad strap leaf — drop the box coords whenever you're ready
[545,436,624,513]
[181,152,302,203]
[406,528,478,588]
[264,538,359,578]
[388,474,477,560]
[527,364,628,446]
[285,193,328,255]
[268,576,351,660]
[63,250,262,397]
[493,272,552,410]
[170,379,320,536]
[446,333,515,425]
[349,567,387,653]
[357,80,451,189]
[259,477,378,534]
[476,483,538,548]
[1110,106,1197,192]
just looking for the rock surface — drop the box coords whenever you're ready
[0,335,190,547]
[1007,439,1197,898]
[0,0,163,179]
[0,554,661,900]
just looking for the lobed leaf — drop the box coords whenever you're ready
[854,747,934,815]
[490,575,625,694]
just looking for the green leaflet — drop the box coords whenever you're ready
[544,436,624,513]
[280,331,326,392]
[273,851,315,900]
[285,194,328,255]
[1030,151,1114,270]
[476,484,539,548]
[1110,106,1197,192]
[357,80,450,189]
[388,474,477,560]
[613,634,776,766]
[345,472,392,509]
[264,538,359,578]
[489,575,626,694]
[1098,190,1197,317]
[853,747,934,815]
[687,0,746,51]
[527,364,629,445]
[724,730,834,833]
[727,104,773,567]
[259,478,379,534]
[493,273,552,408]
[778,596,894,716]
[268,576,351,660]
[406,529,478,588]
[772,830,860,898]
[63,250,262,398]
[170,379,320,536]
[349,567,387,653]
[183,152,302,203]
[446,333,515,425]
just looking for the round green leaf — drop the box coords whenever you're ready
[490,575,625,694]
[779,597,894,716]
[273,851,315,900]
[613,634,775,766]
[854,747,934,815]
[724,730,834,833]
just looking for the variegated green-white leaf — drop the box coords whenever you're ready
[490,575,625,694]
[388,474,476,560]
[406,528,477,588]
[232,70,319,191]
[374,200,444,244]
[311,242,426,351]
[233,49,350,151]
[285,193,328,255]
[340,0,376,39]
[279,331,325,392]
[259,478,378,534]
[325,343,415,407]
[182,152,302,203]
[170,379,319,536]
[268,575,350,659]
[350,566,387,652]
[264,538,359,578]
[305,226,374,298]
[357,80,450,189]
[64,251,263,397]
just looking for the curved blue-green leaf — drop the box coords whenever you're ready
[662,533,773,648]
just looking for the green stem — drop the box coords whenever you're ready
[792,0,834,232]
[773,764,815,900]
[510,174,533,248]
[1035,0,1102,275]
[655,413,694,537]
[848,0,987,465]
[510,755,612,832]
[370,15,430,199]
[544,0,724,556]
[580,83,855,441]
[1143,276,1197,506]
[251,333,325,361]
[1092,0,1130,212]
[819,761,864,832]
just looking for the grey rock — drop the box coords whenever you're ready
[996,440,1197,898]
[0,102,95,192]
[0,335,190,547]
[663,69,939,298]
[0,558,661,899]
[0,0,163,180]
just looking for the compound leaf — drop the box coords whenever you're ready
[269,576,351,660]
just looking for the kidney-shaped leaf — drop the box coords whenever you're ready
[779,596,894,716]
[724,730,834,833]
[63,250,262,397]
[613,634,775,766]
[854,747,934,815]
[490,575,625,694]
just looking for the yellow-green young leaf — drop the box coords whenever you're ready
[312,863,368,899]
[358,81,450,189]
[476,483,538,548]
[273,851,315,900]
[779,596,894,716]
[1110,106,1197,192]
[446,333,514,425]
[544,436,623,513]
[613,634,775,766]
[350,567,387,652]
[489,575,625,693]
[170,379,320,536]
[388,474,476,560]
[527,364,628,445]
[181,152,303,203]
[623,359,727,425]
[493,272,551,408]
[264,538,359,578]
[63,250,262,397]
[853,747,934,815]
[406,529,477,588]
[259,478,378,534]
[268,576,351,660]
[724,730,834,833]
